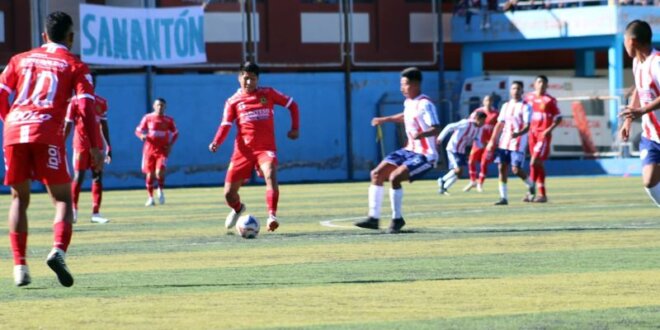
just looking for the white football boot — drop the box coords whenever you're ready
[157,188,165,205]
[267,215,279,232]
[225,203,245,229]
[462,181,477,192]
[91,213,110,224]
[145,197,155,207]
[13,265,31,287]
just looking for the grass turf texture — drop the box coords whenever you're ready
[0,176,658,329]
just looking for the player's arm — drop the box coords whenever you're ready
[543,100,562,137]
[487,121,503,151]
[209,101,236,153]
[437,121,461,143]
[135,116,148,141]
[620,85,638,142]
[0,59,17,121]
[100,119,112,163]
[64,100,76,139]
[73,66,103,170]
[165,119,179,155]
[474,128,484,149]
[269,88,300,139]
[372,113,404,126]
[414,102,441,139]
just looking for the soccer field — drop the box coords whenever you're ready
[0,176,659,329]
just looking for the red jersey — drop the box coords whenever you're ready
[0,43,97,147]
[469,106,498,145]
[66,95,108,150]
[219,87,299,151]
[135,113,178,154]
[525,93,561,133]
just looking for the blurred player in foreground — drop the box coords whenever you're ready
[487,81,535,205]
[0,11,103,287]
[136,98,179,206]
[525,75,562,202]
[209,61,300,232]
[464,95,498,193]
[65,94,112,223]
[619,20,660,207]
[355,67,440,233]
[437,111,486,195]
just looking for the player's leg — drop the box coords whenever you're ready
[32,144,75,287]
[90,169,109,223]
[494,150,509,205]
[477,148,492,190]
[223,152,253,229]
[44,182,75,287]
[530,136,550,202]
[4,144,33,286]
[9,180,31,286]
[438,152,465,194]
[143,153,156,206]
[642,164,660,207]
[155,155,167,204]
[386,152,434,233]
[466,148,480,189]
[256,150,280,231]
[71,150,89,223]
[355,157,398,230]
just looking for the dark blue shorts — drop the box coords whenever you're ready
[640,137,660,166]
[447,151,467,170]
[495,149,526,168]
[384,149,435,182]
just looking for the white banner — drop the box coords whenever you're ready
[80,4,206,65]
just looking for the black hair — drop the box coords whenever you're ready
[401,67,422,82]
[240,61,260,76]
[626,20,652,46]
[45,11,73,43]
[473,111,487,120]
[512,80,524,88]
[155,98,167,104]
[536,75,548,84]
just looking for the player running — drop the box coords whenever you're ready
[487,81,535,205]
[619,20,660,207]
[65,94,112,223]
[355,67,440,234]
[464,95,498,193]
[437,111,487,195]
[525,75,562,202]
[136,98,179,206]
[209,61,300,233]
[0,11,102,287]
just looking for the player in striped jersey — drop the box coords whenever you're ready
[437,111,487,195]
[355,68,440,233]
[619,20,660,207]
[487,81,535,205]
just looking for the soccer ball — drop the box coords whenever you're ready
[236,214,260,239]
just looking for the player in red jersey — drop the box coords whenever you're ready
[619,20,660,207]
[209,61,300,233]
[65,94,112,224]
[0,12,102,287]
[135,98,179,206]
[524,75,562,202]
[464,95,498,193]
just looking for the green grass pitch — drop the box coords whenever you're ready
[0,176,659,329]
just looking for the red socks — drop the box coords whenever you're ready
[92,182,102,214]
[146,176,154,197]
[72,181,81,210]
[468,161,477,182]
[157,177,165,190]
[266,189,279,216]
[228,199,242,212]
[53,221,72,252]
[9,232,27,265]
[531,163,547,196]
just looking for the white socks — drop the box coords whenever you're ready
[644,183,660,207]
[499,182,508,199]
[368,185,384,218]
[390,188,403,219]
[442,171,458,190]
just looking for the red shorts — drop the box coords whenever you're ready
[529,131,552,161]
[73,149,100,171]
[469,146,493,164]
[226,149,277,183]
[142,152,168,174]
[3,143,70,185]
